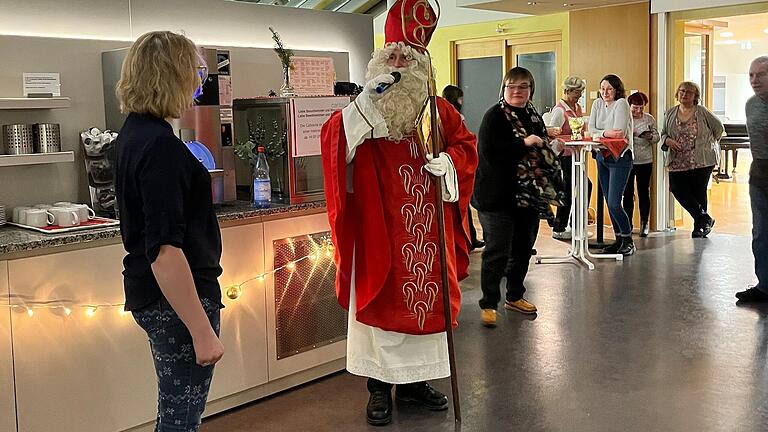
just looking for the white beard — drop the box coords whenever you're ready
[366,44,431,141]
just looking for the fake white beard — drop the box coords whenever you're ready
[366,44,431,141]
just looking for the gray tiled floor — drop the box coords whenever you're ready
[201,228,768,432]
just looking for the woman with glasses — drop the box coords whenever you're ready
[624,91,659,238]
[473,67,564,327]
[546,76,593,240]
[589,74,635,256]
[115,31,224,431]
[660,81,724,237]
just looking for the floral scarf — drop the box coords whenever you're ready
[499,98,566,221]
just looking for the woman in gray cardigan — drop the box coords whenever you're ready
[660,81,724,238]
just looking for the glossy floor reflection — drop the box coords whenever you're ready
[201,229,768,432]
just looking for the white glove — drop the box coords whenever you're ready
[423,153,451,177]
[363,73,396,101]
[424,153,459,203]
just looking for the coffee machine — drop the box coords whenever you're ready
[102,47,237,204]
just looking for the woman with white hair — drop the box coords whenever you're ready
[546,76,592,240]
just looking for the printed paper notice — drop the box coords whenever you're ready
[23,73,61,97]
[290,97,349,157]
[291,57,335,97]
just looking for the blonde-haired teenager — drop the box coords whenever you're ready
[115,31,224,431]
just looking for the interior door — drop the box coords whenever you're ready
[454,40,505,135]
[507,41,562,114]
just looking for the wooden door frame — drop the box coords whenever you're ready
[683,22,715,109]
[450,30,563,86]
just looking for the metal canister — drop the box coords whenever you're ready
[34,123,61,153]
[2,124,35,155]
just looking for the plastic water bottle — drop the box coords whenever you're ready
[252,146,271,208]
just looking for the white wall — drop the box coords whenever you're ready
[651,0,766,13]
[0,0,372,210]
[0,0,373,83]
[713,41,768,122]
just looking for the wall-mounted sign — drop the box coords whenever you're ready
[290,96,349,157]
[291,57,335,97]
[23,72,61,97]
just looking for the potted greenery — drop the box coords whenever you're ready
[234,117,288,201]
[269,27,295,97]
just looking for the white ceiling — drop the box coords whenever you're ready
[458,0,648,15]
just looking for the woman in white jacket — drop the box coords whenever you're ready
[589,74,635,256]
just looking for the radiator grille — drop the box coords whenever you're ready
[273,232,346,359]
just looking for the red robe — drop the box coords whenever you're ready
[321,97,477,335]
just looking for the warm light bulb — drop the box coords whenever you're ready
[27,308,34,317]
[309,253,318,261]
[63,307,72,316]
[257,274,266,282]
[226,286,242,300]
[86,307,97,317]
[286,262,296,271]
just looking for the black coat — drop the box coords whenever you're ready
[471,104,546,212]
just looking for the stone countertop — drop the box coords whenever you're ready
[0,201,326,257]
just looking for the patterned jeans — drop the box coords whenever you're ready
[132,297,221,432]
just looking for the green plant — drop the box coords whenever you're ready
[269,27,294,70]
[234,117,287,165]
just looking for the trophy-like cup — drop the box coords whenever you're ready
[568,116,585,140]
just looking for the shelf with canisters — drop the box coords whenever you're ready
[0,97,71,110]
[0,97,73,166]
[0,151,75,167]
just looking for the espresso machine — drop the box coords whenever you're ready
[102,47,237,204]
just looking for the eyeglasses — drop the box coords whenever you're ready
[193,66,208,99]
[678,89,695,95]
[505,84,531,91]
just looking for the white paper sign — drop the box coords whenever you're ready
[290,97,349,157]
[291,57,336,97]
[23,73,61,96]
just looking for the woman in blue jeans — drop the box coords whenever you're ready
[589,74,635,256]
[115,31,225,431]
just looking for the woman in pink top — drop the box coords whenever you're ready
[546,76,593,239]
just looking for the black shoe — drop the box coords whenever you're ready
[736,286,768,303]
[531,248,537,256]
[366,389,393,425]
[601,239,622,254]
[471,240,485,250]
[395,381,448,411]
[640,221,649,238]
[701,217,715,237]
[617,237,635,256]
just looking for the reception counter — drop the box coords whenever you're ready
[0,201,347,432]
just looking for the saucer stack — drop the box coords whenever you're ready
[0,204,6,226]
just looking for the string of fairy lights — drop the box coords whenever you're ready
[1,237,335,318]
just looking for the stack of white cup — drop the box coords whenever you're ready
[13,202,96,228]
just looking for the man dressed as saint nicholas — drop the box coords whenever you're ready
[320,0,478,425]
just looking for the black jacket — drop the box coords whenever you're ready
[116,113,223,311]
[471,104,545,212]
